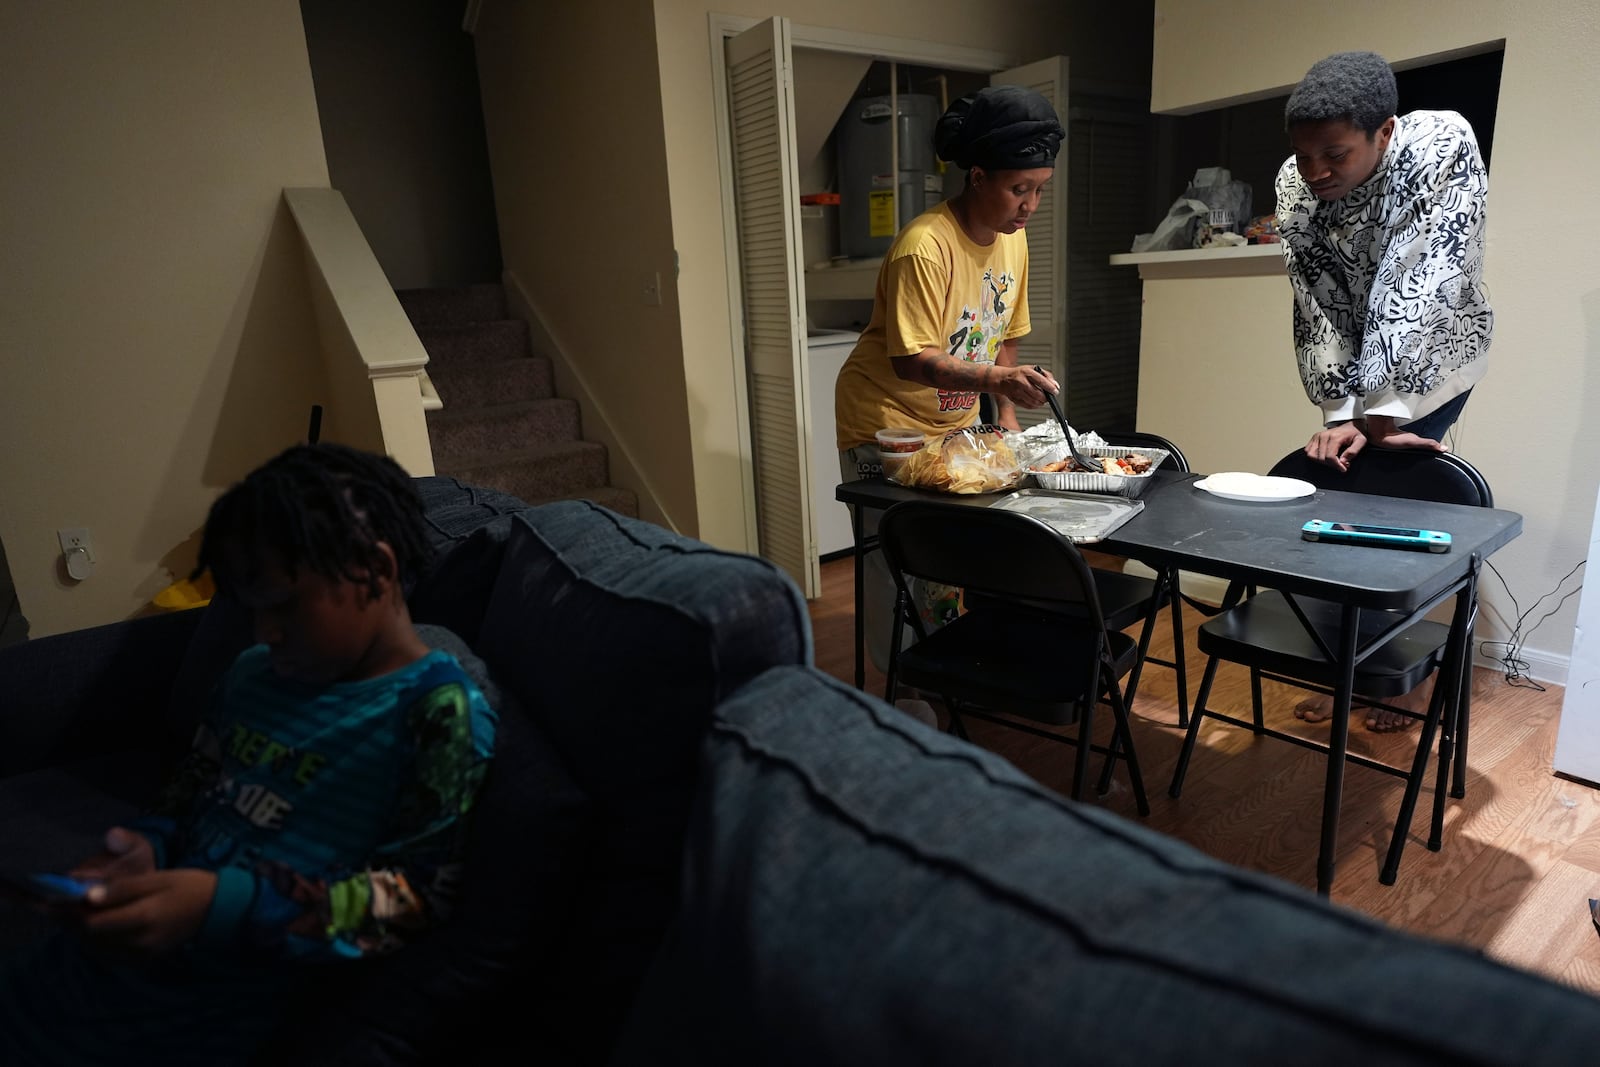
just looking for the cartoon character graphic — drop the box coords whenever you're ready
[937,269,1017,412]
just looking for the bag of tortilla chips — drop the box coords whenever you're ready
[890,424,1022,494]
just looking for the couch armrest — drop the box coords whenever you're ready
[0,608,205,778]
[618,665,1600,1065]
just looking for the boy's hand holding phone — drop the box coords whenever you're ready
[80,868,219,953]
[1,827,168,926]
[70,826,156,883]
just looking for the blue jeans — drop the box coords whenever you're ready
[1402,389,1471,442]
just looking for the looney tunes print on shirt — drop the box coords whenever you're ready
[937,267,1017,413]
[1276,110,1492,419]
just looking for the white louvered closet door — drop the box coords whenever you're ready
[992,57,1069,432]
[725,17,818,598]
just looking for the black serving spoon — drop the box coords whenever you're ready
[1035,366,1098,473]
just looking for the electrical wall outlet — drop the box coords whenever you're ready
[57,527,92,558]
[58,527,94,581]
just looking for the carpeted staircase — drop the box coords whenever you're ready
[397,283,638,517]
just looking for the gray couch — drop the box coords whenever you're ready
[2,477,1599,1065]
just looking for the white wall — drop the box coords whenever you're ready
[1143,0,1600,680]
[0,1,333,637]
[651,0,1154,549]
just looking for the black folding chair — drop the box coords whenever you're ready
[878,499,1149,815]
[1168,447,1492,884]
[1091,432,1192,726]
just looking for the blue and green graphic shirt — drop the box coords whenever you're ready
[137,645,497,958]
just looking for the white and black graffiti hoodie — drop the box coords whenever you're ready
[1275,110,1492,427]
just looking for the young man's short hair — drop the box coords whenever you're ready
[1285,51,1398,134]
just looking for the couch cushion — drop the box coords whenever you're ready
[409,476,534,647]
[617,665,1600,1065]
[409,515,517,649]
[475,501,811,1055]
[0,608,208,777]
[414,475,531,546]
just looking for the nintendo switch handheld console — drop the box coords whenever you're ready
[1302,519,1451,552]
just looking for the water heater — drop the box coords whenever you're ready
[835,94,942,260]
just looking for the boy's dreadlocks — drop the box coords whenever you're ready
[196,443,432,599]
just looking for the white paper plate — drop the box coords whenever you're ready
[1194,472,1316,502]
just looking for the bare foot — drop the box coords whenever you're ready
[894,697,940,730]
[1294,695,1335,723]
[1364,705,1416,733]
[1294,684,1429,732]
[1365,684,1431,733]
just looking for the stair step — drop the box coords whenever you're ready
[397,283,507,328]
[428,357,554,407]
[401,284,633,517]
[428,399,580,462]
[417,320,529,365]
[440,441,611,501]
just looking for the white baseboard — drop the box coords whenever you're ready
[1121,560,1571,688]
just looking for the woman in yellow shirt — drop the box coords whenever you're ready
[835,85,1064,682]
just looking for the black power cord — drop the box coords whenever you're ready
[0,590,20,645]
[1479,557,1587,691]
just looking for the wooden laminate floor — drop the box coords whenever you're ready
[807,554,1600,995]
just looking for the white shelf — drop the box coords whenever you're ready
[804,257,882,302]
[1109,242,1285,280]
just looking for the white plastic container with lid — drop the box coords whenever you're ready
[875,427,927,482]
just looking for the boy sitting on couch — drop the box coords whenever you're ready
[0,443,497,1066]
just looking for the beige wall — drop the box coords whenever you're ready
[652,0,1153,549]
[474,0,695,535]
[300,0,502,289]
[1134,259,1305,475]
[0,1,333,637]
[1143,0,1600,679]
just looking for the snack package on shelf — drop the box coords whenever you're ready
[1244,214,1280,243]
[890,424,1022,494]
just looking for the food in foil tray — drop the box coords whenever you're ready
[1033,453,1155,476]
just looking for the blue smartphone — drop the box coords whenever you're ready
[2,872,100,902]
[1302,519,1451,552]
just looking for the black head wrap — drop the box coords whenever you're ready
[933,85,1064,171]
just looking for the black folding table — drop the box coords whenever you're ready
[836,471,1522,894]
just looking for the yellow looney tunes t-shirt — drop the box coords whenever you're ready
[834,201,1031,450]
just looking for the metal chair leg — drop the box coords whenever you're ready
[1108,680,1150,816]
[1071,698,1095,802]
[1428,672,1459,852]
[1120,589,1162,714]
[1168,571,1190,728]
[1095,724,1119,797]
[1382,662,1453,883]
[1429,596,1475,851]
[1450,626,1473,799]
[1169,653,1223,798]
[1248,666,1266,733]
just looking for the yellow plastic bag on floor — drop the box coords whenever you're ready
[150,572,214,612]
